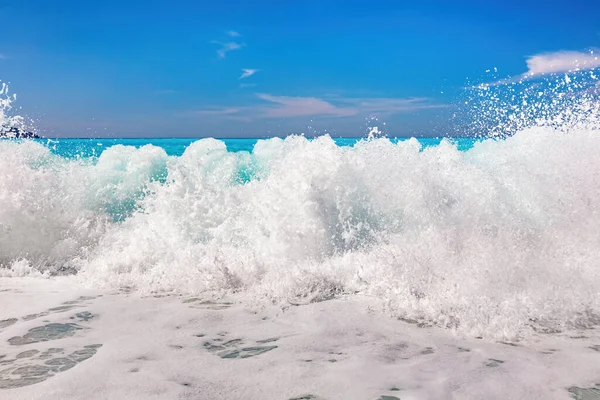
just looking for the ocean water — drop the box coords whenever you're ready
[2,69,600,342]
[40,136,481,159]
[2,76,600,399]
[2,128,600,341]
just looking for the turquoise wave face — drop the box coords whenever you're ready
[35,137,483,217]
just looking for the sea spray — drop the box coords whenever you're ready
[0,82,26,136]
[1,74,599,339]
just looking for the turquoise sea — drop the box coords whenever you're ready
[38,136,482,159]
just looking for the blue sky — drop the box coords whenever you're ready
[1,0,599,138]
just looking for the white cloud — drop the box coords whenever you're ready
[240,69,259,79]
[486,50,600,86]
[256,95,443,118]
[192,94,444,120]
[227,31,241,37]
[256,94,357,117]
[340,97,445,114]
[524,51,600,75]
[212,41,243,59]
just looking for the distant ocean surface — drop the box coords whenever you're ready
[39,136,481,159]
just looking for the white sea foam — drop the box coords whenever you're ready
[1,126,600,339]
[2,277,600,400]
[1,76,600,340]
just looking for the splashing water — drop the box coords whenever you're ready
[0,82,25,135]
[457,65,600,138]
[1,72,600,340]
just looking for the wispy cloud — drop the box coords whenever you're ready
[256,94,357,118]
[340,97,445,115]
[212,41,243,59]
[240,69,259,79]
[486,50,600,86]
[256,95,444,118]
[0,54,8,60]
[211,30,244,58]
[192,94,444,120]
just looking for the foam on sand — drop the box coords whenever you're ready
[1,277,600,399]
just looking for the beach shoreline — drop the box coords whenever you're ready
[1,277,599,400]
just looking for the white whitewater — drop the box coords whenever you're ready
[2,126,600,339]
[1,75,600,399]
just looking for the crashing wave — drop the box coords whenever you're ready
[1,71,599,339]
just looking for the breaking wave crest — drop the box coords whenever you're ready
[1,75,600,339]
